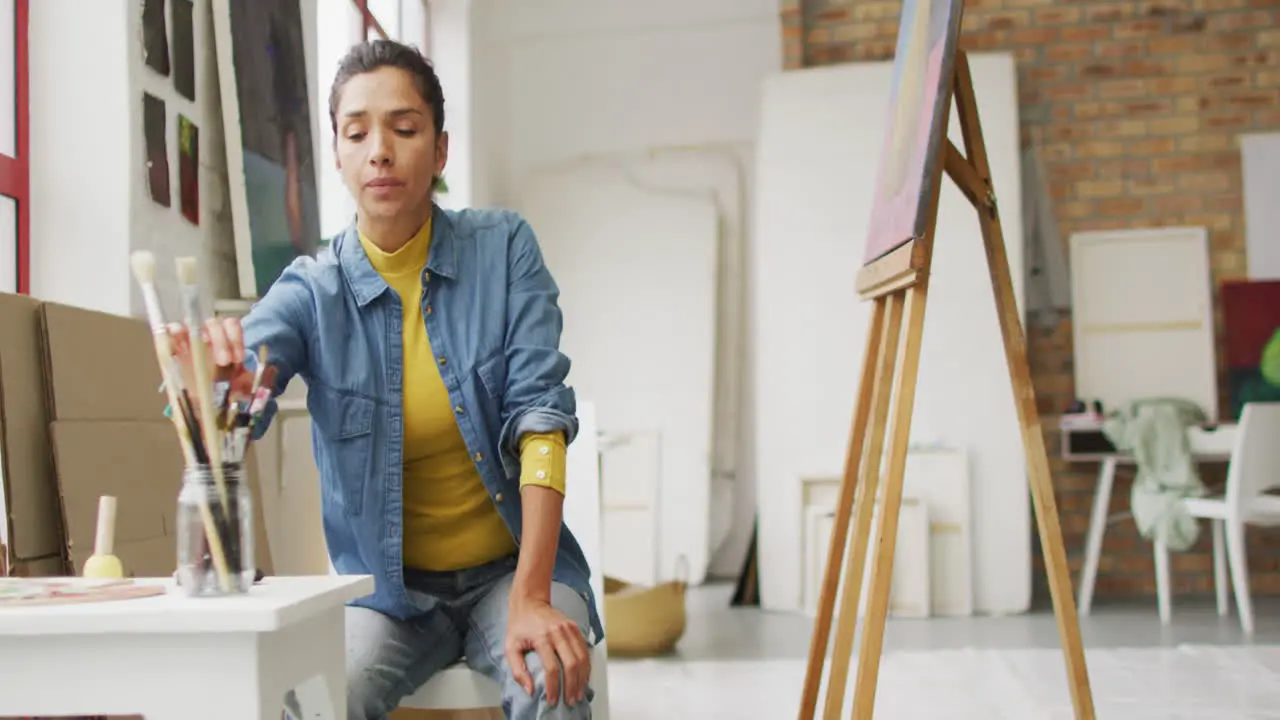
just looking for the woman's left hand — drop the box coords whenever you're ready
[504,597,591,706]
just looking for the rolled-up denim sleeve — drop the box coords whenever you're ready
[242,260,315,440]
[498,218,579,477]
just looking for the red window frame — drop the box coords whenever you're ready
[0,0,28,294]
[354,0,390,41]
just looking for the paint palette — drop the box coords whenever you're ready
[0,578,165,607]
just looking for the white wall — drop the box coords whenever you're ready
[30,0,231,316]
[466,0,781,580]
[32,0,326,315]
[752,56,1030,615]
[30,0,134,315]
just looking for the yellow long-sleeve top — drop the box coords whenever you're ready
[360,218,567,572]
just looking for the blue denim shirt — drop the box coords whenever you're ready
[241,206,603,642]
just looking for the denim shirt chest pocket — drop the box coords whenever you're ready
[475,351,507,412]
[308,383,377,516]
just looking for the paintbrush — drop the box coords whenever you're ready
[174,256,235,592]
[130,251,199,466]
[227,360,276,463]
[131,251,229,587]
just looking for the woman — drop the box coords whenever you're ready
[170,39,600,720]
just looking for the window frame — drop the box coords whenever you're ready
[0,0,28,294]
[354,0,391,41]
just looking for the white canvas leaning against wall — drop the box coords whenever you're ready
[616,152,749,572]
[751,52,1029,616]
[1241,132,1280,281]
[516,162,720,587]
[1069,226,1217,422]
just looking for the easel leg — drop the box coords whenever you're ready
[798,298,888,719]
[821,294,905,718]
[849,281,929,720]
[951,51,1096,718]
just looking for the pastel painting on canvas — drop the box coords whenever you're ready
[863,0,964,266]
[1221,280,1280,420]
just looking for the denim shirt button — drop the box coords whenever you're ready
[437,356,447,366]
[473,452,484,462]
[494,492,504,503]
[454,405,464,415]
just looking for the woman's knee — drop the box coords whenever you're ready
[506,652,594,719]
[345,666,397,720]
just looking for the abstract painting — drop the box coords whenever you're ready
[862,0,964,266]
[1221,280,1280,420]
[141,0,170,77]
[142,93,171,208]
[172,0,197,101]
[213,0,321,298]
[178,114,200,225]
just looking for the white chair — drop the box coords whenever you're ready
[400,401,612,716]
[1153,401,1280,634]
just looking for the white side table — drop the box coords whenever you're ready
[0,575,373,719]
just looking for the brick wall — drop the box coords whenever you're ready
[781,0,1280,606]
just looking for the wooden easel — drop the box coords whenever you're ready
[796,50,1097,720]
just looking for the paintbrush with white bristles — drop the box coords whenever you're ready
[131,251,201,466]
[174,256,234,592]
[130,251,231,590]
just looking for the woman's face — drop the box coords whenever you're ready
[334,66,447,222]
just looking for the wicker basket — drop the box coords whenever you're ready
[602,556,688,658]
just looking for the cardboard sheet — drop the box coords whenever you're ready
[40,301,165,421]
[0,294,274,580]
[0,294,61,567]
[50,421,183,577]
[49,428,274,579]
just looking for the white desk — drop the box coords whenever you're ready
[0,575,373,719]
[1064,423,1236,615]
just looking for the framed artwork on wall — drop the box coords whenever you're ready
[141,0,170,77]
[142,92,171,208]
[212,0,322,299]
[178,114,199,226]
[172,0,197,101]
[1221,280,1280,420]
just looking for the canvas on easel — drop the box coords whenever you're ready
[863,0,960,267]
[797,0,1096,718]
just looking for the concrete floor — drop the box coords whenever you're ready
[603,583,1280,717]
[669,583,1280,660]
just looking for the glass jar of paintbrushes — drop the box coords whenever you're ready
[175,461,255,596]
[129,251,278,595]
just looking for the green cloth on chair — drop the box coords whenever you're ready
[1102,398,1208,552]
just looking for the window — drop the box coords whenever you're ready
[0,0,27,294]
[356,0,428,48]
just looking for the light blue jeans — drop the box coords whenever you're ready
[345,555,594,720]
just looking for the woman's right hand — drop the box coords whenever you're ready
[165,317,258,399]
